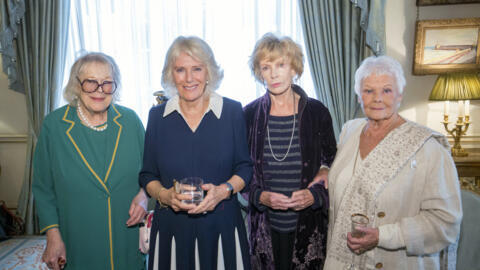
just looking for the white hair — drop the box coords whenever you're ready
[64,52,121,106]
[354,55,406,96]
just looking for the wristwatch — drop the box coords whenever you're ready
[224,182,234,199]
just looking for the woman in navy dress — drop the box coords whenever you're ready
[139,36,252,270]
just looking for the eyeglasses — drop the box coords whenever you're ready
[76,77,117,94]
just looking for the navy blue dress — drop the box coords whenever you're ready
[139,97,252,270]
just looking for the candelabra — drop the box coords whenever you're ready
[429,73,480,157]
[442,113,469,157]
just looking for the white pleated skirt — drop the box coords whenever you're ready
[152,227,245,270]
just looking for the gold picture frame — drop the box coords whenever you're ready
[417,0,480,6]
[413,18,480,75]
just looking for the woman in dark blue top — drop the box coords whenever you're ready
[139,36,252,270]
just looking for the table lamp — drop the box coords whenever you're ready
[429,73,480,157]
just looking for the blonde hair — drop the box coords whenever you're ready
[63,52,121,106]
[161,36,224,97]
[249,33,304,83]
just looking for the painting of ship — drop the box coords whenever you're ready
[422,28,478,65]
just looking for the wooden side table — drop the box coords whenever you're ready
[453,148,480,195]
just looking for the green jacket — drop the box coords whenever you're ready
[33,104,145,270]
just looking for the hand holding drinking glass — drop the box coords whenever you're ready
[157,178,201,212]
[178,177,204,205]
[346,213,369,270]
[347,214,379,253]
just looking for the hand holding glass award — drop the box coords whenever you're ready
[178,177,204,205]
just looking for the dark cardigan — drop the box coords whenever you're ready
[242,85,337,269]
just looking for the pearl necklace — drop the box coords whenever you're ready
[77,105,108,132]
[266,91,296,162]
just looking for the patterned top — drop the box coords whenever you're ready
[262,114,301,232]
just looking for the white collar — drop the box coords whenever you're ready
[163,91,223,119]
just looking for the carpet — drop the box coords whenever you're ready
[0,236,46,270]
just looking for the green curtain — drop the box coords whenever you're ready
[298,0,385,137]
[1,0,71,234]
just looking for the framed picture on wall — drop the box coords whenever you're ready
[417,0,480,6]
[413,17,480,75]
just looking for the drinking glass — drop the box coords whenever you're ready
[347,213,369,270]
[178,177,204,205]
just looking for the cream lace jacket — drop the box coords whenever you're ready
[324,119,462,270]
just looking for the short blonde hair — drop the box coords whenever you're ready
[249,33,304,83]
[63,52,121,106]
[161,36,224,97]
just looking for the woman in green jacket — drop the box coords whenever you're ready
[33,52,147,270]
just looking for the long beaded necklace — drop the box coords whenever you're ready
[266,90,296,162]
[77,104,108,132]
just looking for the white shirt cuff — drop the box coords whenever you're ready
[320,165,330,171]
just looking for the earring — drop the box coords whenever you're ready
[206,80,209,85]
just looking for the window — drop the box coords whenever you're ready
[64,0,315,124]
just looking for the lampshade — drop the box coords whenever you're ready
[429,73,480,101]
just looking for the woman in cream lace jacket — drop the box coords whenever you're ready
[324,55,462,270]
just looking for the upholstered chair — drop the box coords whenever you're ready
[456,190,480,269]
